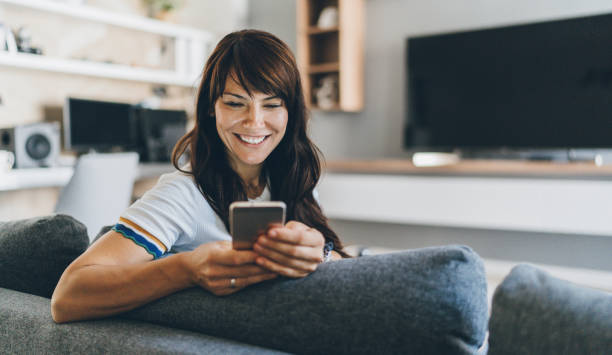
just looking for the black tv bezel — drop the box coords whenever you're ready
[404,12,612,155]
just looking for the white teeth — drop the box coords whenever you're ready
[238,134,266,144]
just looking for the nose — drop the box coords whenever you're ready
[244,105,265,128]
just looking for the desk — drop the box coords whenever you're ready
[0,163,174,192]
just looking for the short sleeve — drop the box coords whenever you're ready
[313,188,320,204]
[115,172,204,258]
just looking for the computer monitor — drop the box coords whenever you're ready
[63,97,137,153]
[135,108,187,162]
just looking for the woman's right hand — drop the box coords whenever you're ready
[184,241,278,296]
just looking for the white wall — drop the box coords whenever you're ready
[248,0,612,159]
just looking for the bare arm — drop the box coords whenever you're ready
[51,231,277,323]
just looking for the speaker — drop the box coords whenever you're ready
[0,122,60,168]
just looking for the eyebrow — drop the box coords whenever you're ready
[222,92,280,101]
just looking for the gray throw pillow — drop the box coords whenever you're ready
[122,245,488,354]
[488,264,612,355]
[0,214,89,298]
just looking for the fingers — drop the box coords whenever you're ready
[254,254,313,278]
[254,236,322,263]
[255,241,320,271]
[190,241,281,295]
[202,241,260,266]
[206,264,272,279]
[267,224,323,247]
[252,221,326,278]
[210,273,278,296]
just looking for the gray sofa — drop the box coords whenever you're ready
[0,215,610,354]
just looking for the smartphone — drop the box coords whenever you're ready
[229,201,286,250]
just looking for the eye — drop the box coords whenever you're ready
[264,103,283,108]
[224,101,244,108]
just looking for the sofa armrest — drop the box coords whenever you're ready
[0,288,286,354]
[488,264,612,355]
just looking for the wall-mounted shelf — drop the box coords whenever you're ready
[0,51,198,86]
[297,0,364,112]
[0,0,215,87]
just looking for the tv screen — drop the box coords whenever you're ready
[64,98,136,152]
[405,13,612,152]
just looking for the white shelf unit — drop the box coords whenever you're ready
[0,0,215,87]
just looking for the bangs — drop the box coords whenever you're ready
[210,36,294,105]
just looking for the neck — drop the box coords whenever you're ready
[230,159,264,198]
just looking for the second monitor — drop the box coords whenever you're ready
[135,108,187,163]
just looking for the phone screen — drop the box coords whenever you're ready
[230,202,286,250]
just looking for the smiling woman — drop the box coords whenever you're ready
[51,29,348,324]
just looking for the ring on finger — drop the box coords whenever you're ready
[230,278,237,288]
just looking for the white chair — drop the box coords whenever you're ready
[55,152,139,242]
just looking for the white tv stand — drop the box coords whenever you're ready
[318,159,612,237]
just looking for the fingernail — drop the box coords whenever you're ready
[268,230,277,237]
[256,257,264,265]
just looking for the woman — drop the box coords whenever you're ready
[51,30,347,323]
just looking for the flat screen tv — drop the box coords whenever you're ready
[405,12,612,154]
[63,97,137,153]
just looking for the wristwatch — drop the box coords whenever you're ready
[323,241,334,262]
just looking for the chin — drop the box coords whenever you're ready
[240,155,268,166]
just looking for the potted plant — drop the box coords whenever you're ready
[142,0,183,21]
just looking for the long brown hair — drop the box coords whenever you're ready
[172,29,347,257]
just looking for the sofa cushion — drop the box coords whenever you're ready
[0,214,89,298]
[0,287,286,354]
[122,245,488,354]
[488,264,612,355]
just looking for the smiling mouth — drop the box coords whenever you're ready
[235,134,270,145]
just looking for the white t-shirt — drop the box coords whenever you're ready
[114,170,270,258]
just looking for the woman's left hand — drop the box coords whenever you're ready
[253,221,325,278]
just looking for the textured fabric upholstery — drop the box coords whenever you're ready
[488,264,612,355]
[0,214,89,298]
[0,287,284,354]
[122,245,489,354]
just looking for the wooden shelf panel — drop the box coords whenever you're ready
[311,104,341,111]
[308,62,340,73]
[307,26,339,34]
[323,159,612,177]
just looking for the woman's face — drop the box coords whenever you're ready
[215,76,288,175]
